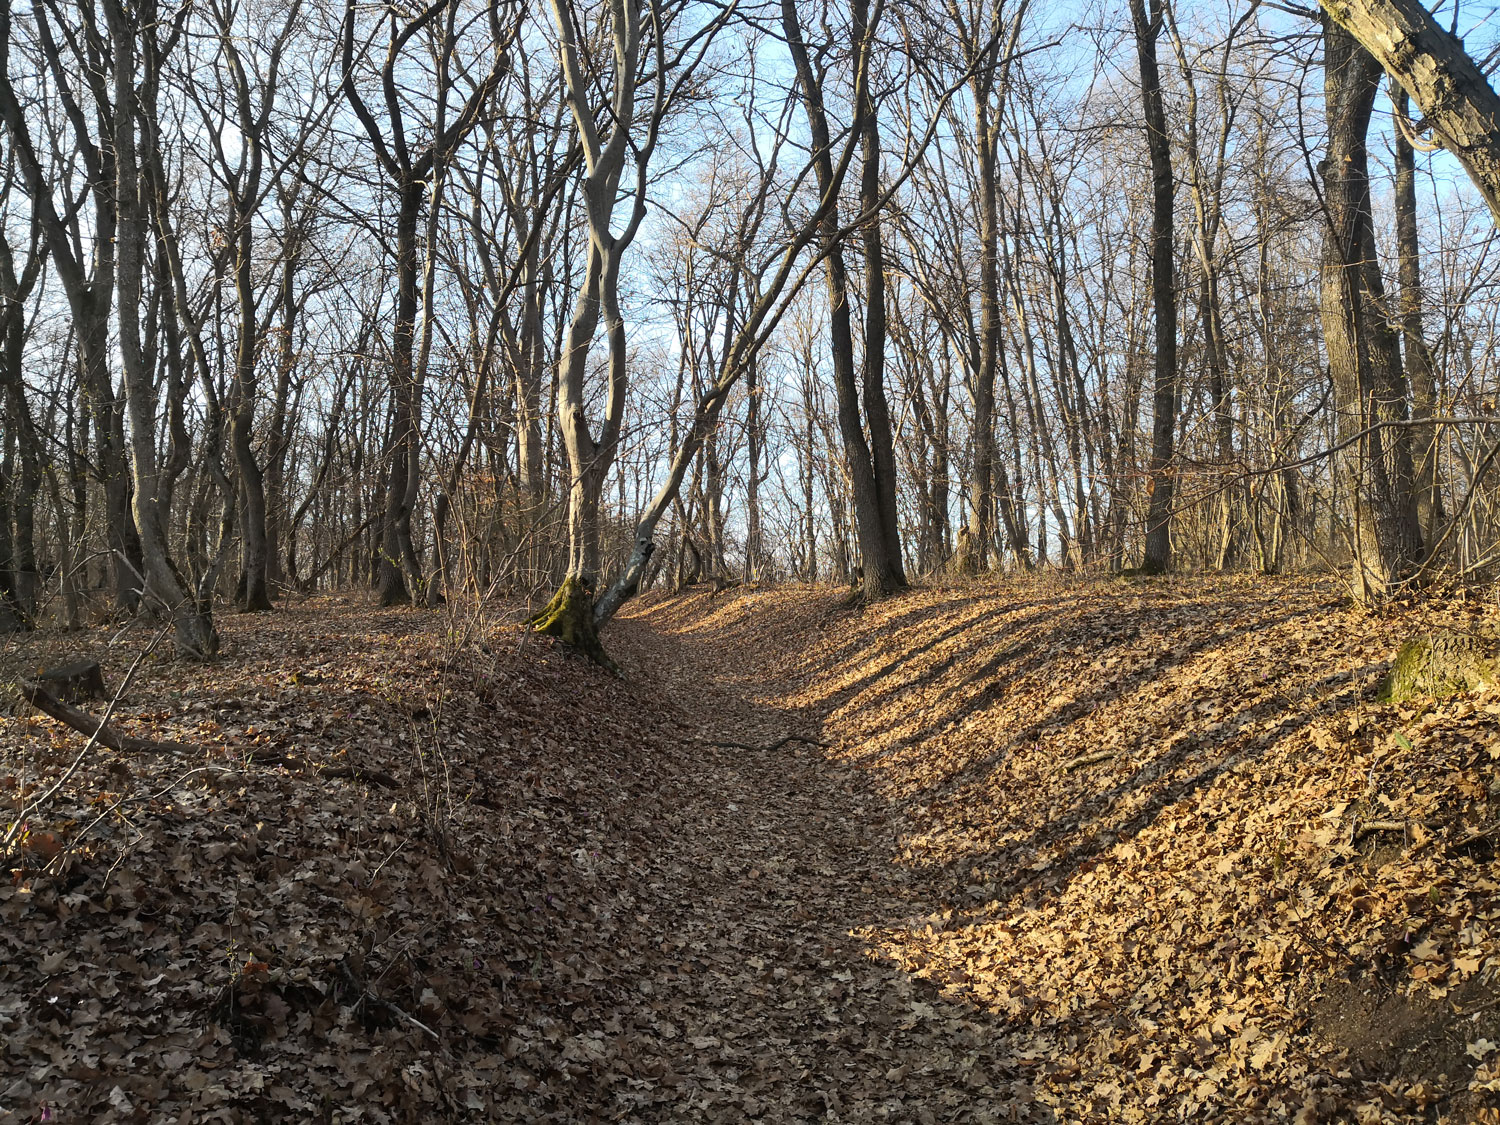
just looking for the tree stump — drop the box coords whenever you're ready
[34,660,108,704]
[1379,630,1500,703]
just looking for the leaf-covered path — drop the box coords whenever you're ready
[599,613,1038,1123]
[6,577,1500,1123]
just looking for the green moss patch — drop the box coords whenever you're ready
[1379,630,1500,703]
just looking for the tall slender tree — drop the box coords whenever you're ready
[1319,16,1422,600]
[1130,0,1178,575]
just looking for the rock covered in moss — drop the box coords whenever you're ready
[1379,630,1500,703]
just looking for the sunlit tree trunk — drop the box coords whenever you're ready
[1392,88,1444,549]
[1323,0,1500,225]
[1320,17,1422,600]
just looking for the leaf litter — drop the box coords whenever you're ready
[0,575,1497,1122]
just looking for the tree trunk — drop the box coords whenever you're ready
[1132,0,1178,575]
[105,0,218,657]
[376,180,426,606]
[0,229,41,625]
[1322,0,1500,226]
[230,207,273,612]
[1393,87,1445,549]
[1320,17,1423,600]
[782,0,905,598]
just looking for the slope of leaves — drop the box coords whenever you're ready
[0,598,708,1121]
[632,574,1500,1124]
[6,576,1500,1123]
[1,595,1046,1123]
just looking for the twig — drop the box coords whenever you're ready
[1057,750,1117,773]
[696,734,830,752]
[335,957,439,1041]
[250,751,399,789]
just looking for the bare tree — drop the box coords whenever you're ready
[1319,15,1422,600]
[530,0,722,654]
[0,0,143,615]
[1130,0,1178,574]
[340,0,514,605]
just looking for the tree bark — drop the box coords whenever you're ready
[104,0,218,657]
[1392,87,1444,548]
[1131,0,1178,575]
[1322,0,1500,225]
[782,0,906,598]
[1320,17,1423,601]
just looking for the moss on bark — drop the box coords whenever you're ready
[530,574,616,671]
[1379,630,1500,703]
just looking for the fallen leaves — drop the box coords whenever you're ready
[4,577,1500,1122]
[632,575,1500,1122]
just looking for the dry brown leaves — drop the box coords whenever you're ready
[634,574,1500,1123]
[0,597,720,1122]
[4,577,1499,1123]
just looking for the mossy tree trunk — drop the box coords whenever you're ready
[1380,631,1500,702]
[530,574,615,670]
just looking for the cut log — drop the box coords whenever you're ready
[34,659,107,704]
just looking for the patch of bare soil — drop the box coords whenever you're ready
[628,574,1500,1123]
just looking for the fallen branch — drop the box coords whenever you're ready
[696,734,830,753]
[19,681,200,756]
[250,750,399,789]
[3,626,172,859]
[1057,750,1117,774]
[335,957,438,1041]
[18,682,397,788]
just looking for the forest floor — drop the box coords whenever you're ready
[2,575,1500,1123]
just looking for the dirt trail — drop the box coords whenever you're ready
[602,614,1041,1123]
[609,580,1500,1125]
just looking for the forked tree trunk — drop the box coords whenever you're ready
[0,3,142,615]
[782,0,905,598]
[106,0,218,657]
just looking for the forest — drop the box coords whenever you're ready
[8,0,1500,1120]
[0,0,1495,648]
